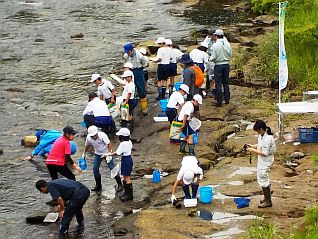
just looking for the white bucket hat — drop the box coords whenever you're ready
[165,39,172,45]
[214,29,224,36]
[116,128,130,136]
[200,41,209,48]
[183,170,195,185]
[155,37,166,44]
[90,73,101,83]
[121,70,134,78]
[123,62,133,69]
[87,125,98,137]
[180,84,189,94]
[193,94,203,105]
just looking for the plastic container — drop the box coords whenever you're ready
[81,121,86,128]
[180,132,199,145]
[152,170,161,183]
[159,99,169,112]
[78,156,87,170]
[234,197,250,209]
[298,127,318,143]
[174,82,183,91]
[199,186,213,204]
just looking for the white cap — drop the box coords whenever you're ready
[121,70,134,78]
[193,94,203,105]
[179,84,189,94]
[155,37,166,44]
[116,128,131,136]
[165,39,172,45]
[200,41,209,48]
[123,62,133,69]
[214,29,224,36]
[183,170,194,185]
[87,125,98,137]
[90,73,101,83]
[139,48,147,55]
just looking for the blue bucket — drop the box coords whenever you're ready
[159,99,169,112]
[199,186,213,204]
[174,82,183,91]
[78,156,87,170]
[152,170,161,183]
[81,120,86,128]
[180,132,199,145]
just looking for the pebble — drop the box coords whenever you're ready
[290,152,305,159]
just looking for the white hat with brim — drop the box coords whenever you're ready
[155,37,166,44]
[87,125,98,137]
[214,29,224,36]
[90,73,101,83]
[121,70,134,78]
[193,94,203,105]
[183,170,195,185]
[200,41,209,48]
[165,39,172,45]
[123,62,133,69]
[116,128,130,136]
[180,84,189,94]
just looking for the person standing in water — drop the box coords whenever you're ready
[246,120,276,208]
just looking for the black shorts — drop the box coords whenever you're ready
[169,63,177,77]
[157,64,170,81]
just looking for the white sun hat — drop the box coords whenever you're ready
[87,125,98,137]
[116,128,131,136]
[90,73,101,83]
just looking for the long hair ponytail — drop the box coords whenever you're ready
[253,120,273,135]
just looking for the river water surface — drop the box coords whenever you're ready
[0,0,244,238]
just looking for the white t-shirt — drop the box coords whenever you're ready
[83,97,110,117]
[177,101,194,121]
[122,82,135,100]
[97,79,115,100]
[85,132,110,156]
[167,91,184,109]
[177,156,203,181]
[190,49,209,64]
[170,48,183,63]
[116,140,132,156]
[157,47,172,65]
[257,133,276,169]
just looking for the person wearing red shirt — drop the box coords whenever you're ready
[46,126,82,180]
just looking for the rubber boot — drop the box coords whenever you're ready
[156,88,162,100]
[182,185,191,199]
[114,175,124,193]
[260,184,271,203]
[169,85,174,97]
[191,184,199,198]
[91,175,102,191]
[188,144,195,156]
[119,180,126,197]
[161,87,166,99]
[120,183,133,201]
[215,91,223,107]
[140,97,148,115]
[258,186,272,208]
[179,140,187,154]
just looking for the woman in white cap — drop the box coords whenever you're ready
[171,156,203,203]
[189,42,209,73]
[111,128,134,201]
[153,37,172,100]
[165,84,189,124]
[178,94,203,155]
[121,70,138,121]
[90,73,116,105]
[82,126,123,192]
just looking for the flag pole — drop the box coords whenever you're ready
[278,2,282,139]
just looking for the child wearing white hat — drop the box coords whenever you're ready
[189,42,209,73]
[121,70,138,121]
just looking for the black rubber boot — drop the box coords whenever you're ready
[156,88,162,100]
[182,185,191,199]
[191,184,199,198]
[120,183,133,201]
[161,87,166,99]
[91,175,102,191]
[179,140,187,154]
[169,85,174,97]
[188,144,195,156]
[258,186,272,208]
[114,175,124,192]
[119,180,126,198]
[260,184,271,203]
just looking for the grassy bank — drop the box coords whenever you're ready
[250,0,318,96]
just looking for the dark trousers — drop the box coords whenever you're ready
[165,107,177,124]
[60,185,90,231]
[214,64,230,105]
[132,68,146,98]
[47,164,76,181]
[84,115,115,131]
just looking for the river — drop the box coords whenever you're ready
[0,0,245,238]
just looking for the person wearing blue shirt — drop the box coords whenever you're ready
[36,179,90,235]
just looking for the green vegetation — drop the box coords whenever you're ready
[250,0,318,97]
[310,154,318,163]
[243,219,282,239]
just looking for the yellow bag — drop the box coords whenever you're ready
[169,121,183,140]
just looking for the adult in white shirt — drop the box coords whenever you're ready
[153,37,172,100]
[83,92,115,133]
[190,42,209,73]
[246,120,276,208]
[139,48,149,85]
[83,126,123,192]
[166,84,189,123]
[178,94,203,155]
[171,156,203,202]
[169,43,183,96]
[90,73,116,105]
[121,70,138,121]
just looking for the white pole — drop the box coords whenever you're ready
[278,2,282,139]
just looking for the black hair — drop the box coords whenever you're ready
[172,44,180,49]
[97,77,102,81]
[88,92,98,101]
[119,135,130,142]
[253,120,273,135]
[35,180,47,191]
[198,46,208,52]
[217,35,224,39]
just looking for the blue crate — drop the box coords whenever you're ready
[298,127,318,143]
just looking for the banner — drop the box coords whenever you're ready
[279,1,288,90]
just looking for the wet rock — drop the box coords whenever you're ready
[241,41,258,47]
[5,87,24,93]
[21,135,38,147]
[0,149,3,155]
[290,152,305,159]
[26,211,48,224]
[248,15,279,26]
[70,33,84,39]
[34,38,45,43]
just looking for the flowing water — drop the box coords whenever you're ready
[0,0,246,237]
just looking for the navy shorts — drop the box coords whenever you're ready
[182,121,196,136]
[169,63,177,77]
[165,107,177,124]
[157,64,170,81]
[121,155,133,176]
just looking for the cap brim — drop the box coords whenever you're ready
[89,79,97,83]
[70,130,78,135]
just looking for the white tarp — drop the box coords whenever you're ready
[277,101,318,114]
